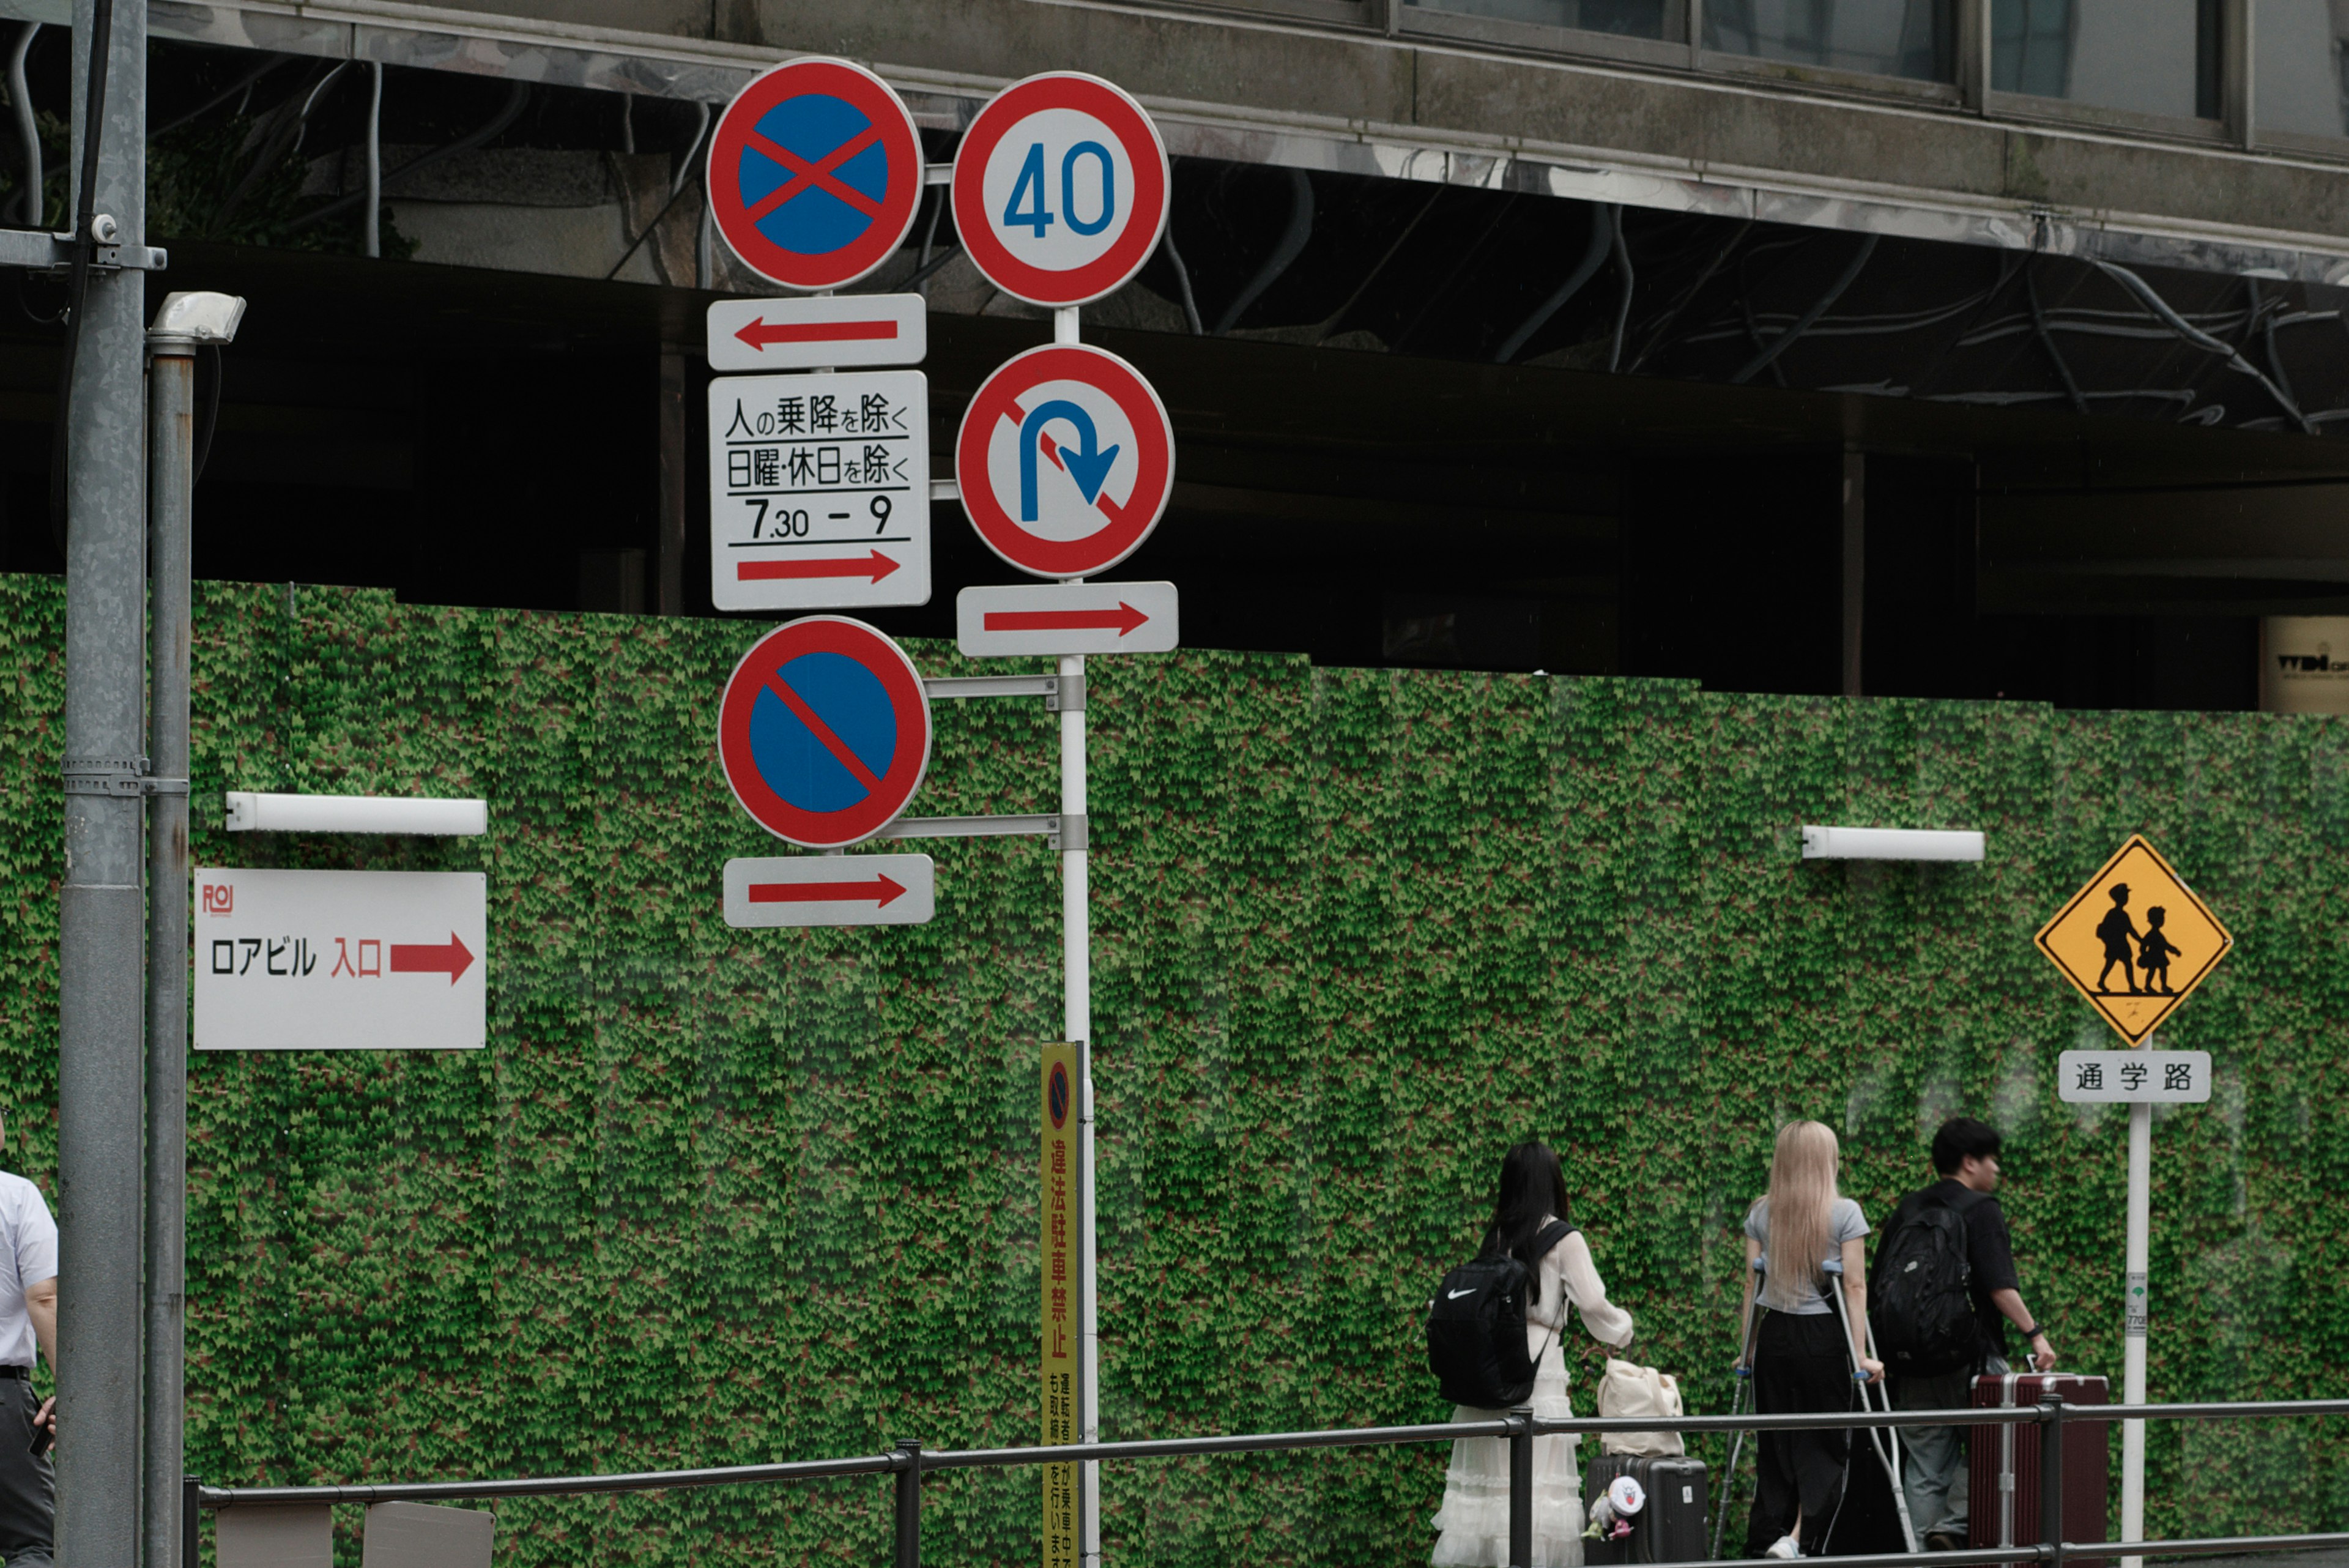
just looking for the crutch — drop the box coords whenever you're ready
[1824,1258,1920,1555]
[1710,1260,1767,1561]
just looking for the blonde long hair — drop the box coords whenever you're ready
[1759,1120,1841,1310]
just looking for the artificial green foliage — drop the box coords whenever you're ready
[0,572,2342,1559]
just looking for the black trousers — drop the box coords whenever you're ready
[1743,1309,1854,1556]
[0,1378,50,1566]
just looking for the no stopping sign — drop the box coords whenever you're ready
[950,73,1170,308]
[707,58,926,292]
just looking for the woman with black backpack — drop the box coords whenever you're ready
[1430,1142,1636,1567]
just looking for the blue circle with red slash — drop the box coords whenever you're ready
[718,617,931,849]
[707,58,925,292]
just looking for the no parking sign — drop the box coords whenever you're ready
[707,58,926,292]
[951,73,1170,307]
[718,616,932,848]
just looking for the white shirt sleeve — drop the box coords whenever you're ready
[1545,1229,1635,1348]
[17,1181,54,1288]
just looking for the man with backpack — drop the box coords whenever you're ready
[1869,1118,2057,1552]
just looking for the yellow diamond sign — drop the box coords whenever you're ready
[2036,835,2232,1044]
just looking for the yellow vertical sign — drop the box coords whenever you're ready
[1041,1042,1079,1568]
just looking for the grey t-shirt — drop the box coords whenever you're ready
[1744,1195,1869,1315]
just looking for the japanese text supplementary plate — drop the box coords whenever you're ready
[193,868,486,1050]
[2055,1050,2213,1104]
[709,371,930,612]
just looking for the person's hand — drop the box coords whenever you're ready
[1858,1354,1885,1384]
[2028,1335,2055,1373]
[33,1397,51,1432]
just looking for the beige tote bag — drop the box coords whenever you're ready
[1595,1358,1687,1456]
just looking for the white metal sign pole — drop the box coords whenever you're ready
[1053,302,1102,1568]
[2121,1099,2151,1568]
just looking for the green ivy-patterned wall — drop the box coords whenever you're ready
[0,573,2339,1561]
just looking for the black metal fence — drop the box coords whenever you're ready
[192,1397,2349,1567]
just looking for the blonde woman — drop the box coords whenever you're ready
[1737,1121,1880,1559]
[1432,1142,1635,1568]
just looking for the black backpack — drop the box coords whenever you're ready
[1869,1189,1987,1376]
[1426,1221,1578,1409]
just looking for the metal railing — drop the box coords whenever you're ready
[193,1397,2349,1568]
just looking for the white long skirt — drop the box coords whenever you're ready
[1429,1334,1584,1568]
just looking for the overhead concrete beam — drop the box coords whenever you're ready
[37,0,2349,283]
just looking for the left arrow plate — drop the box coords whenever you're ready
[724,853,937,927]
[708,295,927,373]
[710,370,930,612]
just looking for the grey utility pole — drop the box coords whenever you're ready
[58,0,149,1559]
[143,291,242,1568]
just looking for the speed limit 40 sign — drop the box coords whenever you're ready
[951,73,1171,307]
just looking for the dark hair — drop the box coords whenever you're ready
[1479,1142,1573,1301]
[1931,1117,2002,1176]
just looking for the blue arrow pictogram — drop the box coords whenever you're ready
[1018,399,1121,522]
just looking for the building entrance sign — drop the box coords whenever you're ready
[192,868,486,1050]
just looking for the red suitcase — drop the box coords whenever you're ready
[1968,1372,2112,1568]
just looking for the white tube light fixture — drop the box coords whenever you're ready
[1800,825,1983,861]
[225,792,488,836]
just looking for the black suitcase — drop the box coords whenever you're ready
[1583,1453,1709,1564]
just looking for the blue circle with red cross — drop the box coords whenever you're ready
[707,58,925,292]
[719,617,931,848]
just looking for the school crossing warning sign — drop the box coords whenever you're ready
[2036,835,2232,1044]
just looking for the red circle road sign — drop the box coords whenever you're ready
[718,616,932,849]
[956,343,1174,580]
[706,58,925,292]
[949,73,1170,308]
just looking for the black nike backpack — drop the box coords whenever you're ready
[1425,1221,1578,1409]
[1869,1190,1986,1375]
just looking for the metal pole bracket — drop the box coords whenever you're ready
[922,673,1076,709]
[62,756,187,797]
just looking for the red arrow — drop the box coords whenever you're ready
[735,318,899,351]
[389,932,475,985]
[749,875,908,908]
[739,551,900,584]
[983,601,1149,637]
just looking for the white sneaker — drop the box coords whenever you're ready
[1764,1535,1800,1560]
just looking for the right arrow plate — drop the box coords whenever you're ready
[724,853,937,928]
[957,581,1179,657]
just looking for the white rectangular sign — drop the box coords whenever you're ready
[707,295,926,373]
[724,854,936,928]
[957,581,1179,657]
[2056,1050,2211,1103]
[709,370,930,613]
[193,867,486,1051]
